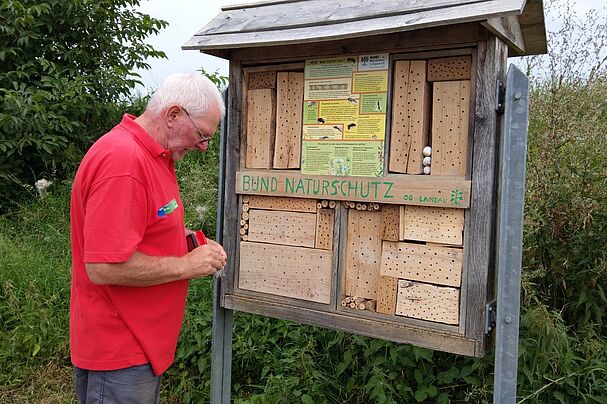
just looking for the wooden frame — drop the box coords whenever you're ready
[220,27,506,357]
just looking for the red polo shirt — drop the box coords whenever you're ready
[70,114,188,375]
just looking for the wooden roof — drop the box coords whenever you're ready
[184,0,547,57]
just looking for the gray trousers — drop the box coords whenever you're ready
[74,364,161,404]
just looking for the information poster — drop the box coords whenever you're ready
[301,54,388,177]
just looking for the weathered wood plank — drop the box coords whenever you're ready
[431,80,470,177]
[236,171,471,209]
[389,60,430,174]
[381,241,463,287]
[185,0,525,51]
[482,15,525,55]
[403,206,465,245]
[221,62,244,299]
[248,209,316,247]
[224,294,478,356]
[248,195,318,212]
[376,276,398,315]
[518,0,548,55]
[246,89,276,168]
[344,210,383,299]
[218,23,486,62]
[214,0,485,32]
[239,241,332,303]
[274,72,303,169]
[396,280,460,325]
[315,208,334,251]
[427,56,472,81]
[464,37,508,355]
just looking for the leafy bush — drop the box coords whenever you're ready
[0,0,167,211]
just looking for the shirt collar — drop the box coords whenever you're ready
[119,114,170,159]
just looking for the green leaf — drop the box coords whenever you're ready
[300,394,314,404]
[414,388,427,402]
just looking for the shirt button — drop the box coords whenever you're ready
[161,153,166,158]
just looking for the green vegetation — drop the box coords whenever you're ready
[1,0,606,403]
[0,0,167,211]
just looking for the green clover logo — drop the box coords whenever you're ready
[450,189,463,206]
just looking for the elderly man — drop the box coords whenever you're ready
[70,73,227,403]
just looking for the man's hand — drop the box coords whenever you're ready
[184,239,227,277]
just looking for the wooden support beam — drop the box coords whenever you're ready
[482,16,525,56]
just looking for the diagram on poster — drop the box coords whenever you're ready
[302,54,388,177]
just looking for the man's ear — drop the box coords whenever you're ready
[166,105,181,126]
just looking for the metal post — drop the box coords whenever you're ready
[210,89,233,403]
[493,65,530,403]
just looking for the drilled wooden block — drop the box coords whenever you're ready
[274,72,303,169]
[396,280,460,325]
[315,208,334,251]
[431,80,470,177]
[247,196,318,213]
[246,89,276,169]
[380,204,400,241]
[248,71,277,89]
[427,56,472,81]
[403,206,464,245]
[344,210,382,300]
[248,209,316,247]
[380,241,463,287]
[376,276,398,315]
[239,242,332,303]
[389,60,430,174]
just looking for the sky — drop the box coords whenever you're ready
[133,0,246,92]
[134,0,606,92]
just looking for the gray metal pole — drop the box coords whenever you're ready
[493,65,530,403]
[210,89,233,404]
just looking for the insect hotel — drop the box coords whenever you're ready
[185,0,546,358]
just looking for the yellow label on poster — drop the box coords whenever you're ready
[319,99,359,123]
[352,71,388,93]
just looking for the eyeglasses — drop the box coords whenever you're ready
[182,108,213,144]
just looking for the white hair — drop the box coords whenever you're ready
[146,73,225,119]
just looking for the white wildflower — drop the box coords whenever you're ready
[35,179,53,199]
